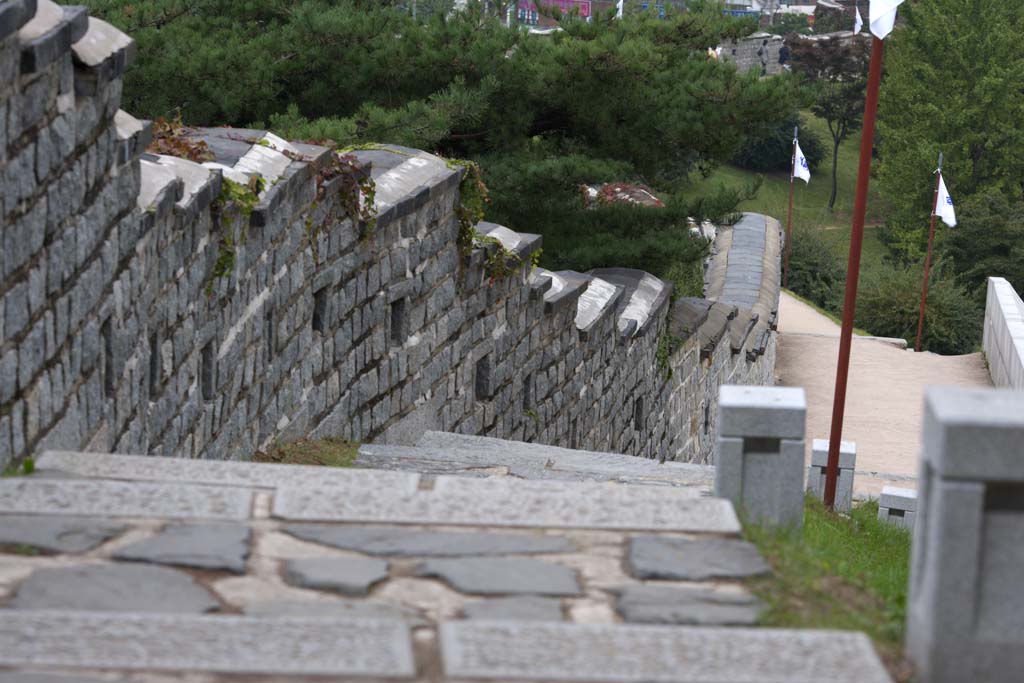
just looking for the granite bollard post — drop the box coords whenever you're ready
[714,386,806,529]
[807,439,856,513]
[877,486,916,530]
[906,387,1024,683]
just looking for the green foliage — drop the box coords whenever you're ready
[746,497,911,670]
[731,112,826,173]
[207,175,265,294]
[255,438,359,467]
[943,191,1024,298]
[784,224,845,312]
[877,0,1024,262]
[1,457,34,477]
[771,13,811,36]
[655,332,681,379]
[856,260,982,355]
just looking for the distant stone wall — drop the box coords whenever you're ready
[719,32,784,76]
[982,277,1024,389]
[0,0,781,469]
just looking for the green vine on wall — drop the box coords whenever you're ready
[314,151,377,251]
[206,175,264,295]
[656,332,682,381]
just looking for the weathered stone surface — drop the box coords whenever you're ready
[0,478,253,520]
[245,599,425,625]
[463,596,564,621]
[440,621,894,682]
[8,564,220,613]
[284,525,573,556]
[275,476,740,533]
[0,611,416,677]
[923,386,1024,480]
[615,585,763,625]
[113,523,251,573]
[627,536,770,580]
[0,674,109,683]
[34,451,420,493]
[283,557,389,596]
[416,558,581,596]
[0,515,126,554]
[718,385,806,439]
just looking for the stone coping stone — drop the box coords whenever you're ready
[283,525,573,556]
[627,536,770,581]
[440,621,894,682]
[274,475,740,533]
[112,523,251,573]
[0,478,253,520]
[0,516,126,554]
[0,674,111,683]
[878,486,917,512]
[244,599,426,625]
[0,611,416,677]
[463,596,564,621]
[416,558,581,596]
[8,564,219,613]
[416,432,713,485]
[283,557,390,596]
[810,439,856,469]
[34,450,419,493]
[718,385,806,439]
[923,387,1024,481]
[589,267,669,337]
[614,585,763,626]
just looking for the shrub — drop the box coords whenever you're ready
[784,224,845,311]
[731,113,826,173]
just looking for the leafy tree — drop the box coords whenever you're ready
[876,0,1024,263]
[731,112,826,173]
[772,13,811,36]
[789,34,869,210]
[784,223,845,311]
[943,191,1024,299]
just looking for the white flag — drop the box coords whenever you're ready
[869,0,905,40]
[793,141,811,183]
[615,0,623,18]
[936,173,956,227]
[854,5,864,33]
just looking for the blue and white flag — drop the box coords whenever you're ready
[870,0,905,40]
[936,173,956,227]
[794,141,811,183]
[616,0,623,18]
[854,5,864,34]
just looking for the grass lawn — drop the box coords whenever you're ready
[693,112,892,281]
[745,497,914,682]
[255,438,360,467]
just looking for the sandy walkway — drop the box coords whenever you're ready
[774,292,992,497]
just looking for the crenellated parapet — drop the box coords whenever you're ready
[0,0,780,468]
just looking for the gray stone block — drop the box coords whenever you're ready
[0,478,253,520]
[9,563,219,613]
[462,596,564,621]
[0,611,416,676]
[615,584,763,625]
[807,439,856,513]
[922,387,1024,480]
[284,525,572,556]
[283,556,389,596]
[416,557,582,596]
[0,515,126,554]
[440,621,893,682]
[113,523,251,573]
[244,599,425,625]
[810,438,856,469]
[627,536,770,580]
[718,385,806,439]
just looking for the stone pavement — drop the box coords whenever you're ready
[0,445,894,682]
[775,291,992,497]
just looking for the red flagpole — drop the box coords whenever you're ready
[783,127,797,289]
[824,36,885,510]
[915,154,943,353]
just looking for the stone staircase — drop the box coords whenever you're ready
[0,442,894,682]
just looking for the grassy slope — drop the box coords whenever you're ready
[694,113,890,279]
[746,498,914,682]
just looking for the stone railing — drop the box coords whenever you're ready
[982,276,1024,389]
[0,0,782,469]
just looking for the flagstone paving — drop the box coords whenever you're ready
[0,446,894,682]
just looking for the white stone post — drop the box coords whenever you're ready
[807,438,856,513]
[714,386,806,529]
[877,486,916,530]
[906,387,1024,683]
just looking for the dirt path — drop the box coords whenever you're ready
[774,292,992,497]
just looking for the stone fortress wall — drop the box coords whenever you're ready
[983,276,1024,389]
[0,0,782,471]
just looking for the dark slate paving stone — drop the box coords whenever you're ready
[0,516,126,554]
[614,584,763,625]
[283,557,389,596]
[463,596,564,621]
[284,525,572,557]
[416,558,581,596]
[627,537,770,580]
[8,564,219,613]
[245,599,426,625]
[113,523,251,573]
